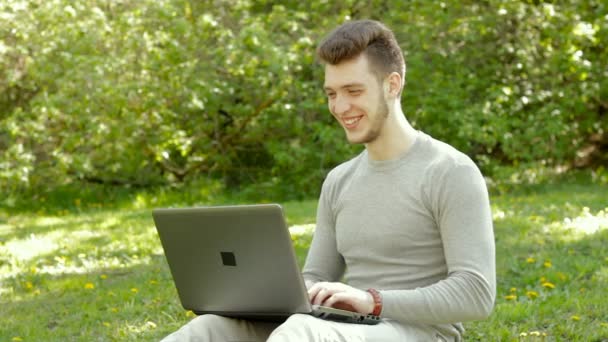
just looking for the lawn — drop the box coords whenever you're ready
[1,179,607,341]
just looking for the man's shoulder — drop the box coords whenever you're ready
[419,132,478,171]
[417,132,486,193]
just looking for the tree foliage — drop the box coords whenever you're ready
[1,0,606,199]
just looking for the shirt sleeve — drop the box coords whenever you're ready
[381,162,496,324]
[302,178,346,285]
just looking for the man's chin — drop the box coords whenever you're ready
[345,131,374,145]
[344,130,378,145]
[345,135,364,144]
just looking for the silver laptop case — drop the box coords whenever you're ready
[153,204,381,325]
[153,204,311,318]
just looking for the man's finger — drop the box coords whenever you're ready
[309,282,336,301]
[313,288,332,306]
[323,292,349,308]
[307,282,326,301]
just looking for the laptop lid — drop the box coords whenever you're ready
[152,204,313,319]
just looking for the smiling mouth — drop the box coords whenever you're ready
[343,116,363,127]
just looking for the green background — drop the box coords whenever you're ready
[2,0,606,202]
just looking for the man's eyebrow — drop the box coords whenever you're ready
[324,83,366,91]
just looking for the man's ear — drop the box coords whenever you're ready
[383,72,401,98]
[387,72,402,97]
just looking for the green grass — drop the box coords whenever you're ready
[1,179,607,341]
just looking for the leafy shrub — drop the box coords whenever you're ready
[1,0,606,201]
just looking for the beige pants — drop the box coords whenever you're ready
[161,314,448,342]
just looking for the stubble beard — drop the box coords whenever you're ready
[347,94,390,145]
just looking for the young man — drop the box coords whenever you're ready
[162,20,495,341]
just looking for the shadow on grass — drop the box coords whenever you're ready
[1,179,230,217]
[1,258,188,341]
[0,209,152,242]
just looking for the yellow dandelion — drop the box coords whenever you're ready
[504,294,517,300]
[526,257,536,263]
[100,274,108,280]
[509,287,517,293]
[571,315,580,321]
[84,282,95,290]
[529,331,541,336]
[131,287,139,293]
[25,281,33,290]
[543,260,552,268]
[30,266,38,274]
[540,276,547,283]
[526,290,539,299]
[542,282,555,289]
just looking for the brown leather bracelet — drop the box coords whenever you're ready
[367,288,383,316]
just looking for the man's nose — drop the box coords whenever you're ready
[333,94,350,115]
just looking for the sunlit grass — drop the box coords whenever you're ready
[466,181,608,341]
[1,179,607,341]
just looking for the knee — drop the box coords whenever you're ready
[191,313,227,326]
[268,314,318,341]
[283,313,318,327]
[190,314,238,335]
[162,314,232,341]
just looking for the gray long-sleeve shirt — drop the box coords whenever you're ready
[302,131,496,339]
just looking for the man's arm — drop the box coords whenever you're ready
[302,174,376,315]
[301,179,345,287]
[380,162,496,323]
[302,161,495,322]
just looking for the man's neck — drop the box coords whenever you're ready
[365,109,417,161]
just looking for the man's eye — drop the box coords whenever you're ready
[349,90,362,96]
[327,93,336,99]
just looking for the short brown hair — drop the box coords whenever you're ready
[317,20,405,83]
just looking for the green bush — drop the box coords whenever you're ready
[1,0,606,201]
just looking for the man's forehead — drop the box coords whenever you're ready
[323,57,376,89]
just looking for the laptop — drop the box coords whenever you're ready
[152,204,380,325]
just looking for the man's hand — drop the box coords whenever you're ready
[307,282,374,314]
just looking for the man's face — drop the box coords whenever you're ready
[324,54,389,145]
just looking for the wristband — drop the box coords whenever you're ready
[367,288,383,316]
